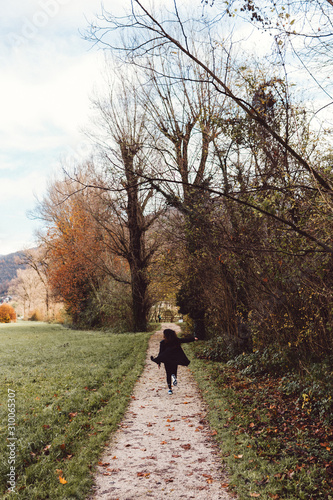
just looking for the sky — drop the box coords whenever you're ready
[0,0,122,256]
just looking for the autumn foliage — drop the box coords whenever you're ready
[40,185,131,328]
[0,304,17,323]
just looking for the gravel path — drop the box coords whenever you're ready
[89,323,232,500]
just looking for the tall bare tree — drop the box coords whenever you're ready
[82,71,164,331]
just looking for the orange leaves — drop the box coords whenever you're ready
[0,304,16,323]
[56,470,67,485]
[45,196,127,317]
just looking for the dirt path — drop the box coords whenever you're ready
[89,323,232,500]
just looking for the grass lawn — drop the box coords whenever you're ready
[185,344,333,500]
[0,321,151,499]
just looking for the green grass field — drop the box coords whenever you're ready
[0,322,151,499]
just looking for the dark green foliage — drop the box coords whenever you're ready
[186,344,333,499]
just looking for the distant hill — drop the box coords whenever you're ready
[0,251,26,295]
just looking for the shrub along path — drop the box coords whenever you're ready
[90,323,232,500]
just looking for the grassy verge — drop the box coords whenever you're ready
[0,321,151,499]
[185,344,333,500]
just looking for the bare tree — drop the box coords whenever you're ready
[83,0,333,253]
[85,0,333,206]
[78,71,164,331]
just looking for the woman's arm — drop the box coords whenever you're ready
[179,336,198,344]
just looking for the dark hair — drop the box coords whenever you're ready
[163,329,179,345]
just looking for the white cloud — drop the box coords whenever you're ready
[0,171,47,204]
[0,39,104,148]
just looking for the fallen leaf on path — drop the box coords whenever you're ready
[98,462,110,467]
[165,478,174,483]
[172,454,181,458]
[161,441,167,444]
[181,444,191,450]
[137,472,150,477]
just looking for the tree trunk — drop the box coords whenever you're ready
[124,145,150,332]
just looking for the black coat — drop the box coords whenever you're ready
[154,337,195,366]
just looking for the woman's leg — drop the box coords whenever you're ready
[165,363,178,389]
[164,363,173,389]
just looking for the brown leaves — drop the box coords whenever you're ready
[203,473,214,483]
[180,443,191,450]
[137,472,150,478]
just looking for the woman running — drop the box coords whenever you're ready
[150,328,198,394]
